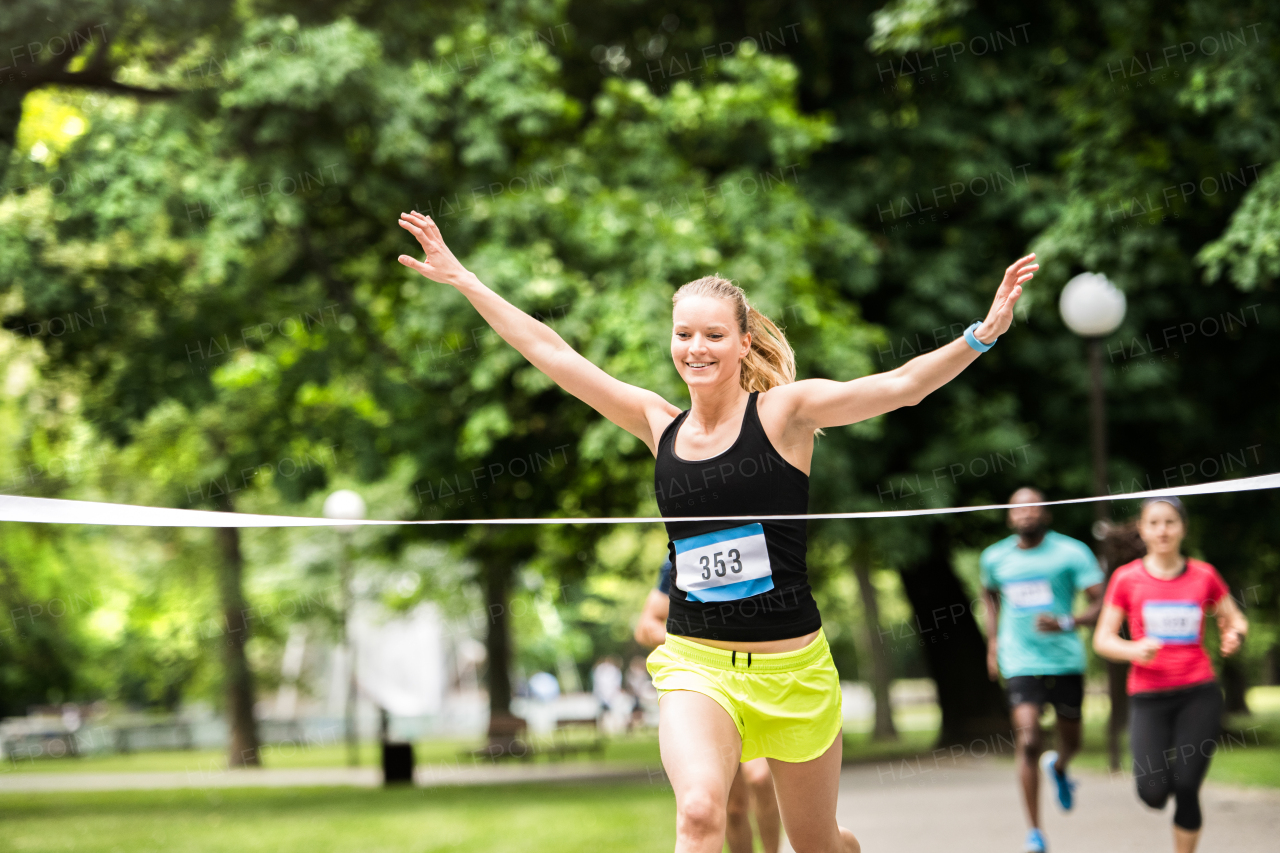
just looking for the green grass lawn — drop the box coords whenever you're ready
[0,783,677,853]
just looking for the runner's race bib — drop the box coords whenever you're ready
[1142,601,1203,644]
[1004,578,1054,610]
[673,523,774,603]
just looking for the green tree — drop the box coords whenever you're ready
[561,0,1279,744]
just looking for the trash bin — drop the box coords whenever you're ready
[381,741,414,785]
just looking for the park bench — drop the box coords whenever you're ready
[463,714,606,763]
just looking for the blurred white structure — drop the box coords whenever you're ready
[350,602,447,717]
[323,488,365,764]
[1059,272,1126,337]
[321,489,367,531]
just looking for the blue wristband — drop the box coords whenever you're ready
[964,321,996,352]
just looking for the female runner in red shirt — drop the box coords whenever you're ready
[1093,497,1248,853]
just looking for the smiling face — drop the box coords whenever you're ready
[671,295,751,389]
[1139,500,1185,557]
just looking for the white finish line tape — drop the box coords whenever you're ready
[1,473,1277,528]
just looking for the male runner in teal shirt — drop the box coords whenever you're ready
[982,488,1105,853]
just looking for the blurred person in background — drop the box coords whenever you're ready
[592,655,634,733]
[981,488,1105,853]
[626,655,657,729]
[529,671,560,703]
[636,558,782,853]
[1094,497,1247,853]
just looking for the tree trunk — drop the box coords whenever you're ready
[896,523,1008,747]
[1264,643,1279,686]
[0,86,27,190]
[1098,519,1145,769]
[852,541,897,741]
[482,556,519,746]
[1106,660,1129,771]
[212,511,260,767]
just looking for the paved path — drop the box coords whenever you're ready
[824,760,1279,853]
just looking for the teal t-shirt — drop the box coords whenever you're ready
[980,530,1104,678]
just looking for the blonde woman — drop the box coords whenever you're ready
[398,210,1035,853]
[636,558,784,853]
[1094,497,1248,853]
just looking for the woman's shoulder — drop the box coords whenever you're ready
[1114,557,1145,574]
[1110,559,1145,583]
[1186,557,1224,582]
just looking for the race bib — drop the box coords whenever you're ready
[1142,601,1202,644]
[1004,578,1054,610]
[673,523,774,603]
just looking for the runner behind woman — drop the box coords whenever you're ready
[981,488,1105,853]
[1093,497,1248,853]
[636,559,783,853]
[398,209,1035,853]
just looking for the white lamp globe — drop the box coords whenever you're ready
[323,489,367,532]
[1059,272,1127,337]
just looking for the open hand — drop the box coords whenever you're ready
[974,254,1037,344]
[397,211,471,286]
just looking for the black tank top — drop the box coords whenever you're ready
[654,391,822,641]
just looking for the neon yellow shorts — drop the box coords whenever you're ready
[646,629,843,763]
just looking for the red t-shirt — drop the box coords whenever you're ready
[1103,558,1229,695]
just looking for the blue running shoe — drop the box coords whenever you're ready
[1024,827,1047,852]
[1040,750,1076,811]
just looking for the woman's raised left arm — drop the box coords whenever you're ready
[777,254,1037,431]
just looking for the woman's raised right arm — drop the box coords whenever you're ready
[398,212,678,453]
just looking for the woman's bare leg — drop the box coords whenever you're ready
[659,690,744,853]
[724,765,754,853]
[766,732,859,853]
[742,757,782,853]
[1173,825,1201,853]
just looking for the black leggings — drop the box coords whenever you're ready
[1129,681,1223,831]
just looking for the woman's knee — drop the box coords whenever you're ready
[677,790,727,840]
[1135,775,1170,810]
[742,759,774,792]
[725,780,749,821]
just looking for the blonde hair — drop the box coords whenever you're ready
[672,275,796,393]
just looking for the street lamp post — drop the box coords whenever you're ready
[323,489,366,768]
[1058,272,1127,770]
[1058,272,1127,519]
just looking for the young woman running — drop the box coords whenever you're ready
[1093,497,1248,853]
[636,559,783,853]
[398,210,1035,853]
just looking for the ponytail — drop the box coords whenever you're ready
[742,305,796,393]
[672,275,796,393]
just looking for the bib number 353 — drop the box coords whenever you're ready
[698,549,743,579]
[673,523,774,603]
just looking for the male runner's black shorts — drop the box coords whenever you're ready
[1005,674,1084,720]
